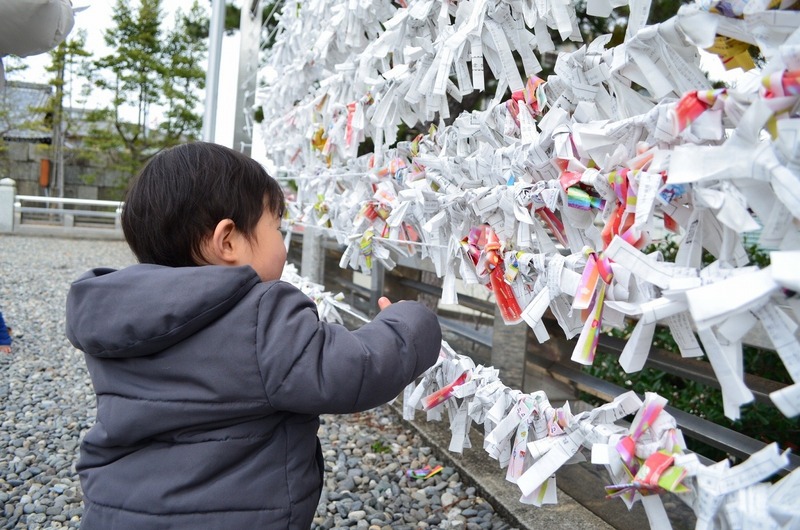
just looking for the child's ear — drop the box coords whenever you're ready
[203,219,240,265]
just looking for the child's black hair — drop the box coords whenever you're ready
[121,142,285,267]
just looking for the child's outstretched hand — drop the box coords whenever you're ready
[0,345,10,354]
[378,296,392,310]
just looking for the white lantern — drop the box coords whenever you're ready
[0,0,75,57]
[0,0,75,85]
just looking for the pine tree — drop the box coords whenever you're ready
[83,0,208,187]
[42,30,93,195]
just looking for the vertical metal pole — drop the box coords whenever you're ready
[300,225,325,285]
[0,178,17,233]
[370,262,385,318]
[202,0,226,142]
[491,308,527,391]
[54,58,64,197]
[233,0,262,156]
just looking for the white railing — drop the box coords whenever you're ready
[0,178,123,236]
[15,194,123,226]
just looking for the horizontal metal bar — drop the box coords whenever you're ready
[16,195,123,208]
[19,207,118,218]
[396,277,495,314]
[438,316,493,348]
[536,357,798,474]
[319,258,798,478]
[329,278,371,299]
[329,277,493,347]
[596,333,785,405]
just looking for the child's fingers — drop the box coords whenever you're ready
[378,296,392,310]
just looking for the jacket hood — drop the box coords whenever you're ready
[66,264,261,358]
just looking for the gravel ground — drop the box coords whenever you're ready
[0,234,517,530]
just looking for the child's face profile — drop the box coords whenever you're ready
[240,209,286,282]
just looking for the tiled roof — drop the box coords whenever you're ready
[0,81,52,143]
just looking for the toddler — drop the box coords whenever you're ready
[66,142,442,529]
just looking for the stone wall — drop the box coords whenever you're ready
[2,141,125,200]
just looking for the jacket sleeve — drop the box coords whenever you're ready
[0,311,10,346]
[255,281,442,414]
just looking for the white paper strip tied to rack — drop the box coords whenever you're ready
[261,0,800,526]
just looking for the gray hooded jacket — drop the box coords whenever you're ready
[66,264,442,529]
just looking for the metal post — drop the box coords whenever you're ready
[300,226,325,285]
[370,262,385,318]
[0,178,17,232]
[202,0,225,142]
[54,58,64,197]
[233,0,262,156]
[490,308,527,391]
